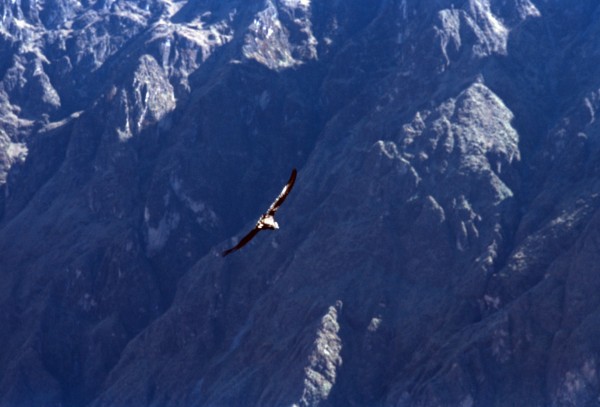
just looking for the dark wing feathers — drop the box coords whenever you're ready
[266,168,297,216]
[222,227,260,257]
[222,168,297,257]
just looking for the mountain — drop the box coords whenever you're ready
[2,0,600,406]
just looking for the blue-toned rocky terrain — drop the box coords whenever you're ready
[2,1,600,406]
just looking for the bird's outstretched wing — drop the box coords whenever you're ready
[222,227,261,257]
[222,168,297,257]
[266,168,297,216]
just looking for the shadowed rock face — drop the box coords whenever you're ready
[2,0,600,406]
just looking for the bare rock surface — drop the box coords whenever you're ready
[2,1,600,406]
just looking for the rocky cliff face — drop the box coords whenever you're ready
[2,0,600,406]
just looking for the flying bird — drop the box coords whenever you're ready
[222,168,297,257]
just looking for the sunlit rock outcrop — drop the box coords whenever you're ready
[2,1,600,407]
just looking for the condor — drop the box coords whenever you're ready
[222,168,297,257]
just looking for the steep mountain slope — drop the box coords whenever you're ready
[2,0,600,406]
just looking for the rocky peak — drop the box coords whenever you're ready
[2,1,600,407]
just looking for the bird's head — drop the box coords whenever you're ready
[259,215,279,230]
